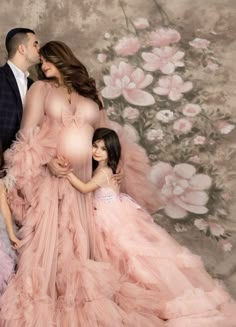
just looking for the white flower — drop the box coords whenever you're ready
[155,110,174,123]
[189,38,210,49]
[145,128,164,141]
[97,53,107,63]
[194,219,208,232]
[220,240,232,252]
[193,136,206,145]
[104,32,111,39]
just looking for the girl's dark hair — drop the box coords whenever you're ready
[0,140,6,179]
[92,128,121,174]
[37,40,103,110]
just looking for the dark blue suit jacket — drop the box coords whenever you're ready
[0,63,34,151]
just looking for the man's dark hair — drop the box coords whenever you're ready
[5,27,35,59]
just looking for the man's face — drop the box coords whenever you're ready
[24,33,40,67]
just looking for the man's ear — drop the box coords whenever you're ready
[18,44,25,55]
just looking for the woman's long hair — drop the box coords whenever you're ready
[37,40,103,110]
[0,140,6,178]
[92,128,121,174]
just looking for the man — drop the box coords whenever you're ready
[0,28,40,151]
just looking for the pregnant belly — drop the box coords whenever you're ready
[57,125,93,168]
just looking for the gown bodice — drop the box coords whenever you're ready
[42,83,100,169]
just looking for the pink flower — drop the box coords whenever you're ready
[153,75,193,101]
[114,36,141,56]
[122,106,140,123]
[220,239,232,252]
[209,222,224,237]
[182,103,202,117]
[216,120,235,134]
[173,118,192,134]
[189,38,210,49]
[150,162,212,219]
[97,53,107,63]
[145,128,164,141]
[133,17,149,30]
[101,61,155,106]
[194,136,206,145]
[149,28,181,47]
[142,46,185,74]
[221,192,232,201]
[194,219,208,232]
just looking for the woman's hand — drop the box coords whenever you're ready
[112,167,123,187]
[47,156,72,177]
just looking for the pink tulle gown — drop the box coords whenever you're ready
[0,80,235,327]
[0,80,161,327]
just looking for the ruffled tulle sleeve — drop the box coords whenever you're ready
[97,109,163,213]
[4,81,58,223]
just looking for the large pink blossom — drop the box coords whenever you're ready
[150,162,212,219]
[101,61,155,106]
[149,28,181,47]
[142,46,185,74]
[114,36,141,56]
[153,75,193,101]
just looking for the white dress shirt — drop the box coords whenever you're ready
[7,60,29,105]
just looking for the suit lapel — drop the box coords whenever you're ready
[3,63,23,118]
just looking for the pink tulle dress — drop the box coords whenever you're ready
[92,167,236,327]
[0,81,160,327]
[0,176,16,296]
[0,80,235,327]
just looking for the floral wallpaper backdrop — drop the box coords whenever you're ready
[0,0,236,297]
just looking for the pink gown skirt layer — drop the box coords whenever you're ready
[92,187,236,327]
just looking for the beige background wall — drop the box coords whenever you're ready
[1,0,236,297]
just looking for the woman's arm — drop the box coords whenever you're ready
[0,184,20,247]
[66,172,99,194]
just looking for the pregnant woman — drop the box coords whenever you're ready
[0,41,163,327]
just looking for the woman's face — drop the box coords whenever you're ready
[40,56,62,82]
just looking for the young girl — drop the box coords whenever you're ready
[63,127,236,326]
[0,142,20,295]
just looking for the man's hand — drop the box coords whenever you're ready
[47,156,71,177]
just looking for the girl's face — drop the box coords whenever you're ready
[40,56,62,82]
[92,139,108,164]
